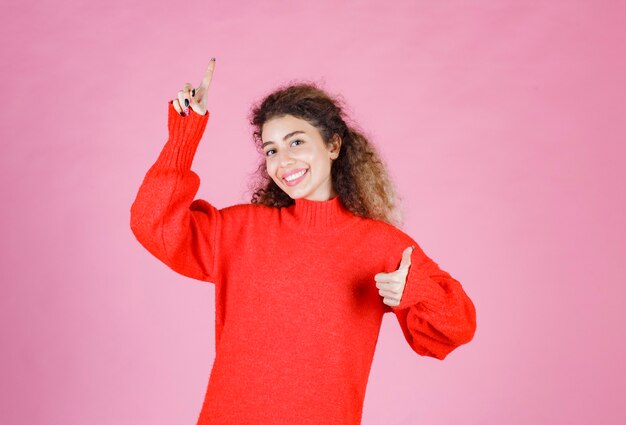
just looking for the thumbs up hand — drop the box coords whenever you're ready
[374,246,415,307]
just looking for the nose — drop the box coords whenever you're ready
[278,149,295,167]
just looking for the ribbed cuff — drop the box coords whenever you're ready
[154,100,210,171]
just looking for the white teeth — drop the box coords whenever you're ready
[284,169,306,182]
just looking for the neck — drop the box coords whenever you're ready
[284,195,356,233]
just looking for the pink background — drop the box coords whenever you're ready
[1,1,625,424]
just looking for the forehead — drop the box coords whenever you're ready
[261,114,318,142]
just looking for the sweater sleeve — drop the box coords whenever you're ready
[389,241,477,360]
[129,100,221,284]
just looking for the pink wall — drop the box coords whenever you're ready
[1,1,624,424]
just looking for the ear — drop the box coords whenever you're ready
[329,133,342,159]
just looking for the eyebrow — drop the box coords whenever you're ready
[261,131,306,149]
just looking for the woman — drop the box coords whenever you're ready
[130,58,477,425]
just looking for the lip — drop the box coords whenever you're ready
[282,168,309,186]
[282,168,308,180]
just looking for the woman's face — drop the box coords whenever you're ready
[261,114,341,201]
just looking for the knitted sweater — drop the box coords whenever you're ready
[129,101,477,425]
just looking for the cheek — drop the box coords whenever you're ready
[266,162,278,179]
[301,150,320,165]
[310,153,331,169]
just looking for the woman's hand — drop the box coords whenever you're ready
[172,57,216,117]
[375,246,415,307]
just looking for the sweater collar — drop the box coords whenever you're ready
[284,195,357,232]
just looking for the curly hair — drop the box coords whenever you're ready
[245,80,405,228]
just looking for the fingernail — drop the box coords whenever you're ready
[185,99,189,107]
[211,57,216,61]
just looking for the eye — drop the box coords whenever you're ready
[264,139,303,157]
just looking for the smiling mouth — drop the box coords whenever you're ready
[283,168,309,185]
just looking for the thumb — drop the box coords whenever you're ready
[398,246,414,271]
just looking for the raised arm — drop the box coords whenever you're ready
[130,59,223,283]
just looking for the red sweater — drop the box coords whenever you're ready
[130,101,477,425]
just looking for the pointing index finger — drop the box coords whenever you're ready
[199,57,216,92]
